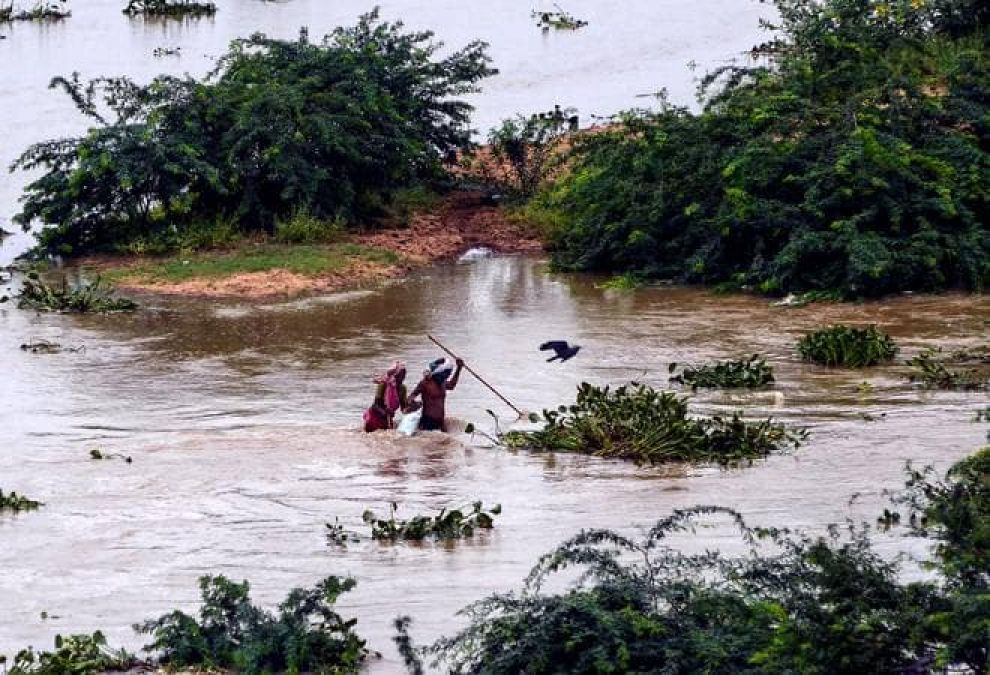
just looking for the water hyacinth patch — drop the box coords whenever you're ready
[0,489,42,512]
[907,346,990,391]
[17,274,137,313]
[797,325,897,367]
[669,354,775,389]
[122,0,216,17]
[503,382,805,465]
[361,501,501,542]
[4,632,137,675]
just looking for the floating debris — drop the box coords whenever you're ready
[20,339,84,354]
[123,0,216,17]
[152,45,181,56]
[90,448,133,463]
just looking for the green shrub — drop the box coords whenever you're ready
[541,0,990,297]
[17,274,137,313]
[135,575,367,674]
[503,382,805,465]
[274,211,345,244]
[797,325,898,367]
[427,506,937,674]
[669,354,775,388]
[6,632,136,675]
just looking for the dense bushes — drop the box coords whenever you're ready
[668,354,775,388]
[797,324,898,367]
[427,448,990,674]
[13,11,494,256]
[503,382,804,464]
[540,0,990,297]
[136,575,367,673]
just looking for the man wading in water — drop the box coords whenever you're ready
[406,357,464,432]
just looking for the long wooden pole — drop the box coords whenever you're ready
[427,334,524,417]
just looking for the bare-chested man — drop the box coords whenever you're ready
[406,357,464,432]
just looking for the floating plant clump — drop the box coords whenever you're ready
[123,0,216,17]
[669,354,775,389]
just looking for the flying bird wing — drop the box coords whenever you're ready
[540,340,569,352]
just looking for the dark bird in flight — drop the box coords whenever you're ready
[540,340,582,363]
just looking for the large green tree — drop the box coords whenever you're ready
[12,10,494,255]
[542,0,989,297]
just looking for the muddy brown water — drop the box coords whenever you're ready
[1,256,987,671]
[0,1,988,670]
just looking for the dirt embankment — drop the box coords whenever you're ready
[101,191,543,300]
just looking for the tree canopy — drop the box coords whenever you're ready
[12,10,495,256]
[539,0,989,297]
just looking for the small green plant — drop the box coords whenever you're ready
[0,489,42,512]
[90,448,133,463]
[361,501,501,541]
[596,273,644,290]
[6,632,135,675]
[669,354,775,389]
[136,575,367,673]
[797,325,898,367]
[907,347,989,390]
[503,382,805,465]
[325,517,360,547]
[274,210,345,245]
[17,274,137,313]
[123,0,215,17]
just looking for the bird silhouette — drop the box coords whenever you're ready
[540,340,581,363]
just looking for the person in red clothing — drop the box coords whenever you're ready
[363,361,410,432]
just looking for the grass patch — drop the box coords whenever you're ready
[107,243,401,284]
[669,355,775,389]
[502,382,805,466]
[797,325,898,368]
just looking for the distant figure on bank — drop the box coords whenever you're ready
[406,357,464,432]
[363,361,409,432]
[540,340,581,362]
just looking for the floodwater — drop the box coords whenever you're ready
[1,257,987,670]
[0,1,988,672]
[0,0,769,266]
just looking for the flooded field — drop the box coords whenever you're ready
[1,257,987,670]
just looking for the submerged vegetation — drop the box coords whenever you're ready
[537,0,990,298]
[5,632,136,675]
[669,354,775,388]
[0,1,71,22]
[16,274,137,313]
[13,11,494,257]
[136,575,367,673]
[361,502,501,542]
[426,447,990,674]
[797,324,898,367]
[122,0,215,17]
[503,382,804,465]
[531,6,588,31]
[0,489,42,512]
[908,346,990,390]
